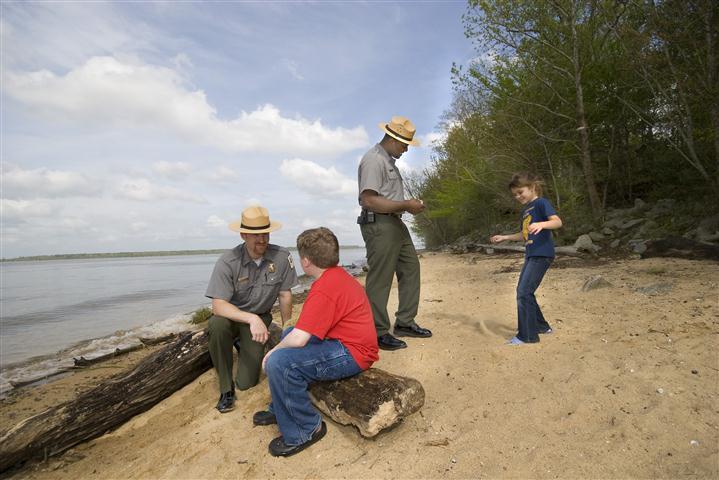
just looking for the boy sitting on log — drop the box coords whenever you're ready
[254,227,379,457]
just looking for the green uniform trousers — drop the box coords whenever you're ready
[360,214,421,336]
[207,312,272,394]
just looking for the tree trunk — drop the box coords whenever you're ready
[0,331,212,473]
[570,0,603,220]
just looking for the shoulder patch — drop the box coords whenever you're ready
[288,253,295,270]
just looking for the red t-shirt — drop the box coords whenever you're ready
[295,266,379,370]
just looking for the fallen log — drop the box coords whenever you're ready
[0,323,285,473]
[139,333,178,346]
[309,368,425,437]
[0,331,210,473]
[452,242,583,257]
[641,237,719,261]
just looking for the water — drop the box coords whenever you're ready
[0,247,366,395]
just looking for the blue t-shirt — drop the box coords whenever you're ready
[521,197,557,258]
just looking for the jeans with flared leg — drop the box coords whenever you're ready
[516,256,553,343]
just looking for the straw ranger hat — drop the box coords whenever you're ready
[229,205,282,234]
[378,115,420,146]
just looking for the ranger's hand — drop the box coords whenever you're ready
[406,198,426,215]
[249,315,269,344]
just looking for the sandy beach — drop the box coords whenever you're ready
[2,251,718,479]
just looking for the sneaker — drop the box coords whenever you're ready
[507,336,526,345]
[539,328,553,335]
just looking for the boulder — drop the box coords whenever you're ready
[588,231,606,242]
[574,234,598,253]
[309,368,425,438]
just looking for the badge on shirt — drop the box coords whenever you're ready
[268,263,276,273]
[287,254,295,270]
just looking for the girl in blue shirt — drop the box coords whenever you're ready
[491,173,563,344]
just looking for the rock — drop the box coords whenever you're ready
[630,240,647,254]
[635,283,673,296]
[610,239,621,248]
[696,214,719,242]
[634,198,647,211]
[309,368,425,438]
[638,219,658,236]
[485,248,495,255]
[574,234,598,253]
[646,199,676,219]
[601,227,615,236]
[581,275,613,291]
[619,218,645,230]
[588,231,606,242]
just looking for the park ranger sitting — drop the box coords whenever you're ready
[205,205,298,413]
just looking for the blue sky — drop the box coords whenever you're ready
[1,1,476,258]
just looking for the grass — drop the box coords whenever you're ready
[190,307,213,324]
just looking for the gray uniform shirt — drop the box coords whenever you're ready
[358,144,405,205]
[205,244,298,314]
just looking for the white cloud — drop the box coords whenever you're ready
[206,215,227,228]
[1,199,56,219]
[279,159,355,197]
[3,56,369,156]
[116,178,206,203]
[152,161,193,179]
[282,59,304,81]
[204,165,242,183]
[1,164,102,199]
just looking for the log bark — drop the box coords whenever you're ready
[0,331,211,473]
[641,237,719,261]
[452,242,583,257]
[0,322,286,473]
[309,368,425,437]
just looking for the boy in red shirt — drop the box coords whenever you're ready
[254,227,379,457]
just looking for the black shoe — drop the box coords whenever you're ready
[253,410,277,426]
[377,333,407,351]
[216,390,235,413]
[394,324,433,338]
[269,421,327,457]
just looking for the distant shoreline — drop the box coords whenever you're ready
[1,246,366,263]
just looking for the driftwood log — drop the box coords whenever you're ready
[453,242,583,257]
[0,331,212,473]
[309,368,425,437]
[641,237,719,261]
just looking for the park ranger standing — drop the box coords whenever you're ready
[357,116,432,351]
[205,205,298,413]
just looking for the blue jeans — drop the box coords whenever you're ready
[265,328,362,445]
[516,256,553,343]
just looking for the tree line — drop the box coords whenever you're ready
[410,0,717,247]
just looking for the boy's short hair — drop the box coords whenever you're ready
[296,227,340,269]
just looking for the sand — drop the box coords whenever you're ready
[3,252,718,479]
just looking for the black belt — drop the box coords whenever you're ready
[375,212,402,218]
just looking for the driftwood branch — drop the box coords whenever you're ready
[0,331,212,473]
[452,242,583,257]
[0,324,282,473]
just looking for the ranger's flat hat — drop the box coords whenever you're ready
[378,115,420,146]
[229,205,282,234]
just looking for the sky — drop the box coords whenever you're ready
[1,1,477,258]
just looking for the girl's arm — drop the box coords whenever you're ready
[527,215,562,234]
[490,231,523,243]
